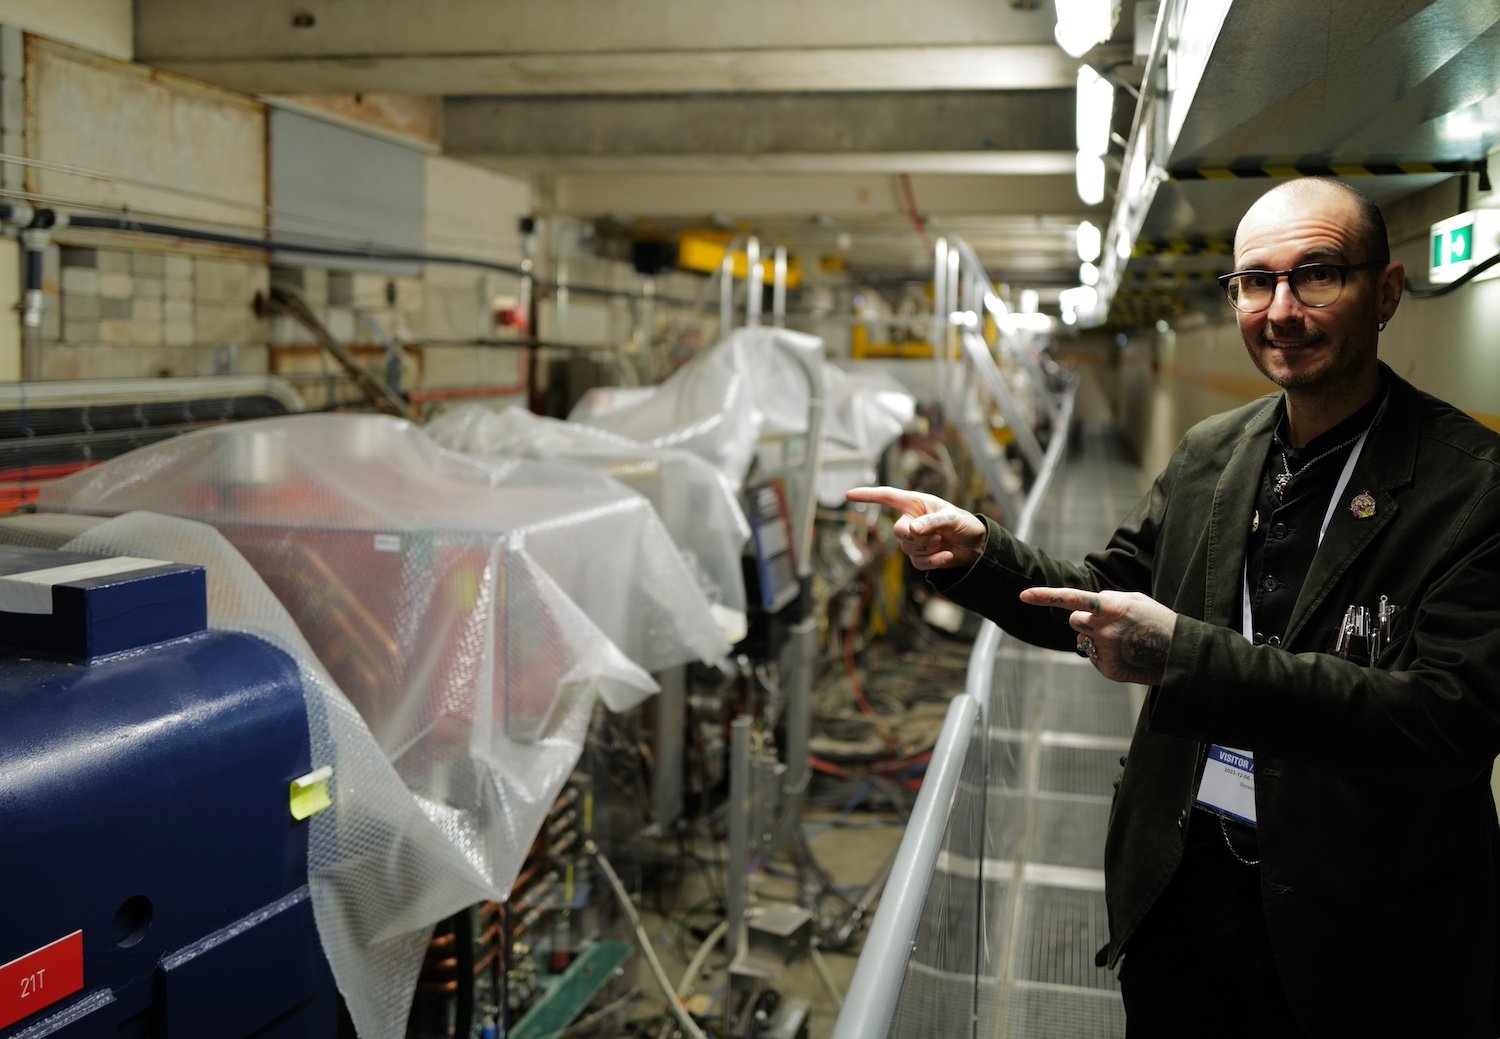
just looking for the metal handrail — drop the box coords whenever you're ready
[966,382,1077,721]
[830,692,980,1039]
[831,358,1077,1038]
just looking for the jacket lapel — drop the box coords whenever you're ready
[1204,397,1280,627]
[1283,371,1420,646]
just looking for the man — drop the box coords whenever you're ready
[848,178,1500,1036]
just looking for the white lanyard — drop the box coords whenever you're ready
[1239,428,1370,641]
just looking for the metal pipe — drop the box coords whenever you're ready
[19,220,53,382]
[720,252,735,336]
[932,237,948,394]
[726,716,752,965]
[772,246,787,328]
[652,665,686,829]
[746,236,762,328]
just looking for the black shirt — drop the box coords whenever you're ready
[1191,383,1388,863]
[1241,387,1389,647]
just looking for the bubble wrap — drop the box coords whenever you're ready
[818,364,917,506]
[569,326,825,485]
[569,328,914,506]
[30,413,735,1038]
[427,404,750,643]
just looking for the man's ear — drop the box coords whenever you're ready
[1379,262,1405,324]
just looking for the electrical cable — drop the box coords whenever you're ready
[809,943,846,1005]
[556,991,643,1038]
[1405,251,1500,298]
[589,842,713,1039]
[675,919,730,1000]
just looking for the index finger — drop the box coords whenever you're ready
[845,485,929,518]
[1019,586,1101,613]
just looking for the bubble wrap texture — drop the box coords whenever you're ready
[817,364,917,507]
[30,413,735,1038]
[567,328,913,507]
[568,326,825,484]
[426,403,750,641]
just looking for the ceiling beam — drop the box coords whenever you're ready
[445,90,1075,168]
[134,0,1074,95]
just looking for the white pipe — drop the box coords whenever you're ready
[590,843,713,1039]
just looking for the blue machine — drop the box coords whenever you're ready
[0,545,338,1037]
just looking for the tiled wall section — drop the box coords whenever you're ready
[41,244,526,400]
[47,245,270,381]
[40,238,721,410]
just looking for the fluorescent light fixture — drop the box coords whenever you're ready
[1020,289,1040,314]
[1079,261,1100,286]
[1115,226,1134,260]
[1054,0,1121,58]
[1076,65,1114,157]
[1001,312,1056,334]
[1076,220,1102,262]
[1076,152,1106,206]
[1059,285,1098,313]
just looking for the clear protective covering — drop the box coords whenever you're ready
[30,412,735,1038]
[568,326,825,485]
[818,364,917,506]
[569,327,914,505]
[426,404,751,643]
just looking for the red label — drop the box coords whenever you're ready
[0,931,84,1029]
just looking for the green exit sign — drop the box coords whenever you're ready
[1432,223,1472,266]
[1430,210,1499,285]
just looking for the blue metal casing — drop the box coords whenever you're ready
[0,546,338,1037]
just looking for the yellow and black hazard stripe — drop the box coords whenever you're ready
[1131,236,1232,257]
[1169,158,1491,190]
[1117,269,1222,288]
[1106,290,1188,328]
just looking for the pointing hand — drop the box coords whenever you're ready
[845,485,988,570]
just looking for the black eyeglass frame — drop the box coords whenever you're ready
[1216,260,1387,313]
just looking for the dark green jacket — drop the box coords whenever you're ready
[937,367,1500,1037]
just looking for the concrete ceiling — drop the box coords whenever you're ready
[131,0,1500,312]
[131,0,1123,289]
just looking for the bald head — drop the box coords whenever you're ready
[1235,179,1390,267]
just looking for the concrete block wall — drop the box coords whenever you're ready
[12,29,725,412]
[44,243,268,380]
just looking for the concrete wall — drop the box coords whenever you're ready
[1,28,711,415]
[0,0,131,60]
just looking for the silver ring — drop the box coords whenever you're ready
[1079,635,1096,659]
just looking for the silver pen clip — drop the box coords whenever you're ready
[1334,605,1356,658]
[1335,604,1375,662]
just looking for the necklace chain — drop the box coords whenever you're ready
[1273,430,1364,499]
[1219,814,1260,866]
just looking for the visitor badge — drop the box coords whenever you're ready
[1195,745,1256,826]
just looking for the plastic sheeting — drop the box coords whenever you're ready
[569,326,825,486]
[569,327,914,505]
[426,404,751,643]
[32,413,734,1039]
[818,364,917,506]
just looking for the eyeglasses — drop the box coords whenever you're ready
[1217,261,1386,313]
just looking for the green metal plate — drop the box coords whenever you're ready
[511,940,632,1039]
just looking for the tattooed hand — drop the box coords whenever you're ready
[1018,586,1175,686]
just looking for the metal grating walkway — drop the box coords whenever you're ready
[988,421,1144,1039]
